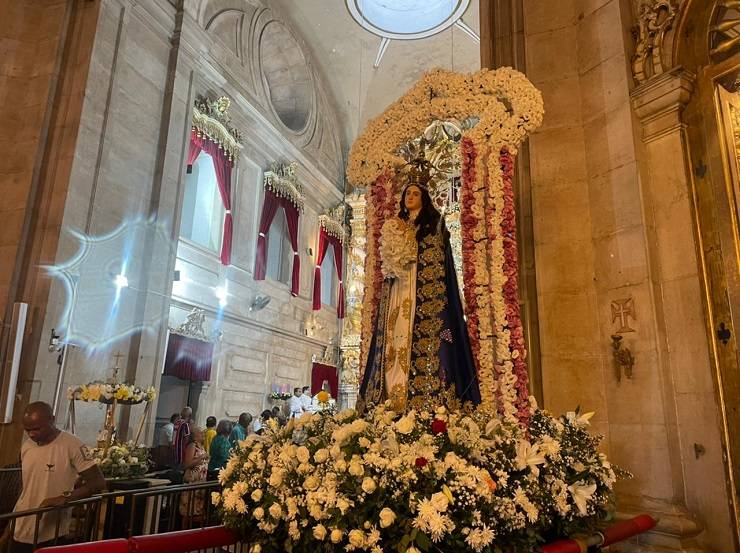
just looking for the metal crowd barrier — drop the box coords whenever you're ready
[0,481,224,553]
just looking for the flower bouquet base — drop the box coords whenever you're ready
[215,404,629,553]
[94,441,150,480]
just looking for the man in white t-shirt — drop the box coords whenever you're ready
[287,387,304,419]
[300,386,312,413]
[9,402,106,553]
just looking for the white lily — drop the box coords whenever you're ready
[514,440,546,476]
[566,411,595,427]
[568,480,597,515]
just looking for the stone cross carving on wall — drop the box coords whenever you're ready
[632,0,682,84]
[611,297,636,333]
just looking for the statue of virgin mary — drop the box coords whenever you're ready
[358,166,481,413]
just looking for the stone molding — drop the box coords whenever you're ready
[631,67,695,142]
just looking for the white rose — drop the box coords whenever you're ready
[251,489,263,502]
[296,446,310,464]
[348,529,365,548]
[268,503,282,519]
[361,477,376,494]
[379,507,396,528]
[330,529,343,543]
[358,437,371,448]
[314,449,329,463]
[254,507,264,520]
[313,524,327,540]
[407,547,420,553]
[395,416,414,435]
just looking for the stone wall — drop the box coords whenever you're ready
[26,0,344,446]
[524,0,732,550]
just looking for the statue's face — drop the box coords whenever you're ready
[404,185,422,211]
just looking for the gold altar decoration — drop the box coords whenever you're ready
[318,203,347,242]
[264,161,304,211]
[340,191,367,391]
[192,96,243,164]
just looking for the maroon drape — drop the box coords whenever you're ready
[283,201,300,296]
[254,188,281,280]
[187,130,233,265]
[312,228,330,311]
[311,362,338,398]
[312,229,344,318]
[164,333,214,381]
[254,189,301,296]
[332,238,345,319]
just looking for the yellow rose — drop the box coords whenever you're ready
[395,416,414,435]
[268,503,282,519]
[348,529,365,548]
[304,475,320,491]
[314,448,329,463]
[317,391,330,403]
[361,477,376,494]
[251,489,263,502]
[330,529,343,543]
[312,524,327,541]
[379,507,396,528]
[296,446,310,464]
[348,461,364,477]
[253,507,264,520]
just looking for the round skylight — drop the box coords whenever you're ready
[346,0,471,40]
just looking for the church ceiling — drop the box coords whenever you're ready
[267,0,481,149]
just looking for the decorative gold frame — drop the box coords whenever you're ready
[677,0,740,542]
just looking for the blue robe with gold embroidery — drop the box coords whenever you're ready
[358,222,480,412]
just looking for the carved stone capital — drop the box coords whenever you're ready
[630,67,695,142]
[631,0,683,85]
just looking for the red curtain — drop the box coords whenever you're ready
[311,362,338,398]
[254,189,301,296]
[283,201,300,297]
[254,188,281,280]
[332,238,345,319]
[312,229,344,318]
[187,130,233,265]
[312,229,330,311]
[164,333,214,381]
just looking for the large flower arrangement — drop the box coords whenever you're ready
[93,441,149,479]
[215,405,626,553]
[67,382,156,405]
[347,68,544,423]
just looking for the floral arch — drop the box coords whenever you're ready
[346,68,544,423]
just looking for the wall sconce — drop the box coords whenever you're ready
[611,335,635,382]
[250,295,271,312]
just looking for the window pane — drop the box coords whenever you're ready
[181,154,224,251]
[266,209,291,284]
[320,245,336,307]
